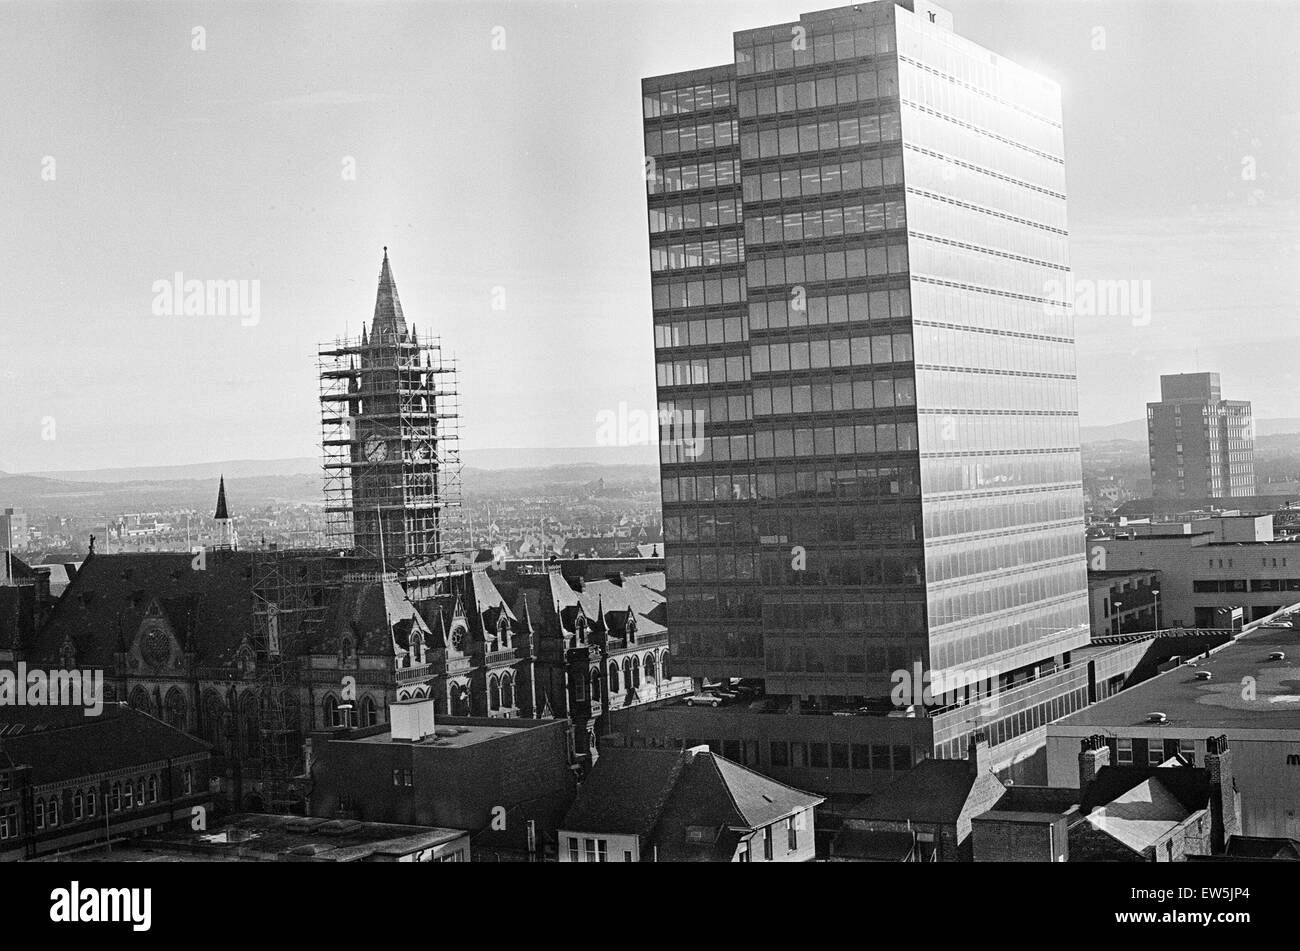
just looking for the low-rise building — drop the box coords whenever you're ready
[1046,605,1300,840]
[558,745,822,862]
[1087,569,1162,638]
[0,703,211,861]
[50,813,470,863]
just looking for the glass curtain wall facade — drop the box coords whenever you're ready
[645,1,1090,754]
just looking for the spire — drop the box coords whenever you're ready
[214,475,229,520]
[370,246,407,343]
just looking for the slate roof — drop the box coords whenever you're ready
[561,747,822,860]
[26,551,256,669]
[0,703,209,785]
[1083,778,1193,855]
[1079,764,1210,816]
[561,747,685,836]
[844,758,997,825]
[315,573,434,655]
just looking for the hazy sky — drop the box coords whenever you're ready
[1,0,1297,472]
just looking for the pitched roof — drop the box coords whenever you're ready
[213,475,229,520]
[1080,763,1210,816]
[845,758,992,825]
[1084,778,1194,855]
[0,703,208,785]
[369,248,407,343]
[561,747,822,860]
[27,551,257,669]
[562,747,685,836]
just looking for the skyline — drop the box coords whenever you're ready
[1,0,1297,474]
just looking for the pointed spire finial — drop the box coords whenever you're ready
[214,475,229,520]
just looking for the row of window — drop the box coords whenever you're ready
[655,354,750,388]
[750,287,910,330]
[745,202,904,247]
[751,331,915,373]
[661,463,920,504]
[740,66,902,119]
[649,237,744,274]
[1193,578,1300,593]
[743,154,903,202]
[746,238,908,289]
[28,769,196,835]
[755,376,916,417]
[1115,737,1197,766]
[651,275,746,312]
[754,421,920,459]
[654,315,750,350]
[642,80,734,119]
[646,157,740,196]
[735,23,895,75]
[900,62,1062,157]
[772,741,913,771]
[648,197,742,234]
[739,112,902,161]
[644,119,737,158]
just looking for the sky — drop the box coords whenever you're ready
[0,0,1297,473]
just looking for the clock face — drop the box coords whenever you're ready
[363,435,388,462]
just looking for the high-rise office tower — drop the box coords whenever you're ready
[643,0,1089,777]
[1147,372,1255,500]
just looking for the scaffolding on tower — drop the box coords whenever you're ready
[317,329,463,570]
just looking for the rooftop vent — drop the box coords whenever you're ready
[1269,651,1286,661]
[1147,712,1168,724]
[1193,670,1212,681]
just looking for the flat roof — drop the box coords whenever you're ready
[43,814,466,863]
[1058,616,1300,731]
[342,715,547,750]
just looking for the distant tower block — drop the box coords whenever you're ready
[318,248,462,567]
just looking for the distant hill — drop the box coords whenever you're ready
[1081,418,1300,444]
[16,445,660,484]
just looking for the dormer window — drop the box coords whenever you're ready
[626,614,637,644]
[575,615,587,645]
[496,614,511,650]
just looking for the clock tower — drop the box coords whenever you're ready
[319,248,461,567]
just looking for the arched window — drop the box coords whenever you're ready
[501,673,514,709]
[165,688,187,732]
[661,651,671,680]
[148,775,159,803]
[48,797,58,827]
[123,780,134,809]
[589,668,602,702]
[323,695,341,729]
[645,652,657,683]
[86,788,97,817]
[488,675,501,712]
[631,655,642,689]
[109,782,121,812]
[241,693,260,758]
[202,690,227,750]
[73,790,84,820]
[35,799,45,829]
[135,779,146,807]
[129,686,153,716]
[608,660,620,693]
[361,695,378,726]
[622,657,633,691]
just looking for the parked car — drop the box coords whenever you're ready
[686,691,725,708]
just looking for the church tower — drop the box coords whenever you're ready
[213,475,236,550]
[318,249,461,568]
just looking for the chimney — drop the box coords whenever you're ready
[1205,734,1240,853]
[967,731,990,777]
[390,693,437,743]
[1078,734,1111,790]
